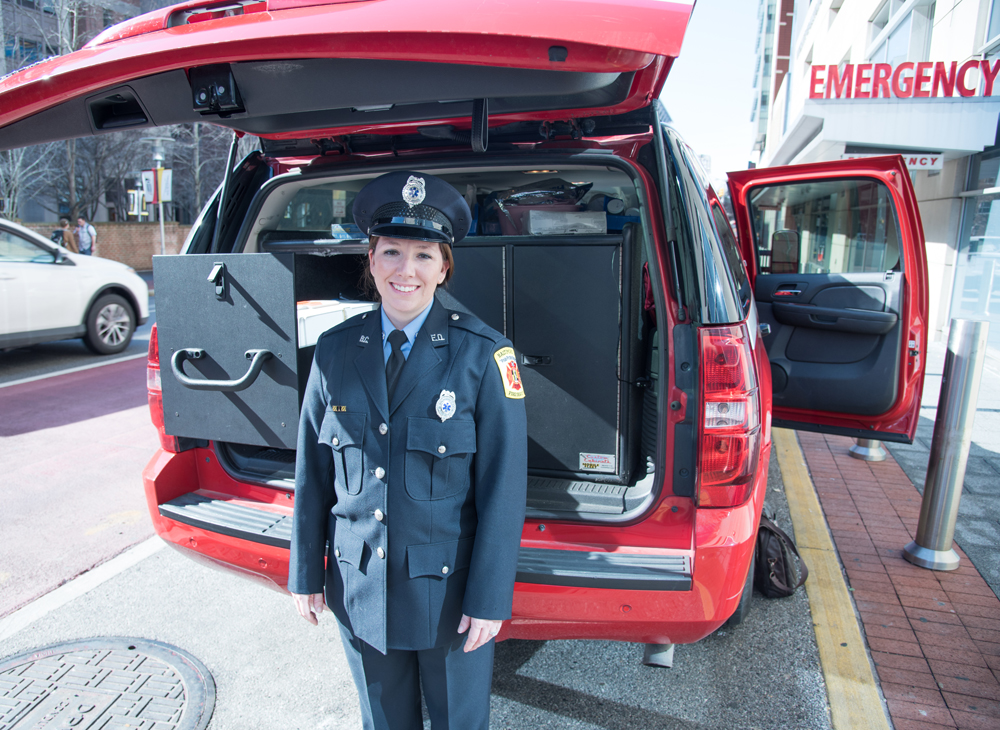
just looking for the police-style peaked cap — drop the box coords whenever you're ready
[353,171,471,245]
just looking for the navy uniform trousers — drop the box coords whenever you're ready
[289,298,528,729]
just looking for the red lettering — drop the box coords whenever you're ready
[920,157,928,166]
[809,65,826,99]
[892,62,915,98]
[827,64,854,98]
[932,61,957,97]
[909,157,918,166]
[914,62,933,97]
[958,60,980,97]
[854,63,873,98]
[931,157,939,166]
[873,63,892,98]
[981,59,1000,96]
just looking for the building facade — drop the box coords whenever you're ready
[754,0,1000,347]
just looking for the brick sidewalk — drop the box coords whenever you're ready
[797,431,1000,730]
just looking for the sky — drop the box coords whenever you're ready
[660,0,761,188]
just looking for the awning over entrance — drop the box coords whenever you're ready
[766,97,1000,167]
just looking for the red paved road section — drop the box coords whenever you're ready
[0,357,157,617]
[798,431,1000,730]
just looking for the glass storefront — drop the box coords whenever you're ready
[950,148,1000,352]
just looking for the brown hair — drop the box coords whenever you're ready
[363,235,454,300]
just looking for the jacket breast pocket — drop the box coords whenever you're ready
[320,411,366,496]
[404,417,477,501]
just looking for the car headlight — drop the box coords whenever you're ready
[125,266,136,273]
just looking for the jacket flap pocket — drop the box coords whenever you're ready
[406,418,477,459]
[333,527,366,568]
[320,411,366,451]
[407,537,475,578]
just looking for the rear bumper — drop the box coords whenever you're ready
[143,443,770,644]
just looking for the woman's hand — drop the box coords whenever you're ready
[292,592,326,625]
[458,614,501,652]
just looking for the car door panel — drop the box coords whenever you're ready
[729,156,928,442]
[757,272,903,417]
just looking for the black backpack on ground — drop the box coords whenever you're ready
[754,508,808,598]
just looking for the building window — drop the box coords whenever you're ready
[869,2,935,64]
[949,148,1000,347]
[987,0,1000,52]
[871,1,890,34]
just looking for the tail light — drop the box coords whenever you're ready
[698,324,761,508]
[147,323,181,453]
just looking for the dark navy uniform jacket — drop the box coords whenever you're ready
[289,298,528,654]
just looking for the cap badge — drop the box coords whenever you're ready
[402,175,426,207]
[435,389,456,422]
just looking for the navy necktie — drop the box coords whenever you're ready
[385,329,407,401]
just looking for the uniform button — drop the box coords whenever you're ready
[379,423,388,435]
[334,548,341,558]
[331,437,339,446]
[437,445,446,454]
[451,313,459,320]
[374,509,384,522]
[374,467,385,479]
[377,547,385,559]
[441,565,449,574]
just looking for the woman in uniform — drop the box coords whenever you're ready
[289,170,528,730]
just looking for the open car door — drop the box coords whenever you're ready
[728,156,929,442]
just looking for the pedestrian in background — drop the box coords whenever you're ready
[58,218,78,253]
[289,170,528,730]
[76,216,96,255]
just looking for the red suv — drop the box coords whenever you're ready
[0,0,928,646]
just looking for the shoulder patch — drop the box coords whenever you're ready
[493,347,525,399]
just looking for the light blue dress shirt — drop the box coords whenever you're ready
[380,301,434,364]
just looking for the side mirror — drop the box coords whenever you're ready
[771,230,800,274]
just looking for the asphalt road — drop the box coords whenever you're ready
[0,298,155,386]
[0,335,834,729]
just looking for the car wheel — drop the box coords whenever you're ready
[724,547,755,627]
[84,294,135,355]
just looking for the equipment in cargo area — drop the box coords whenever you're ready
[444,229,640,486]
[154,227,645,494]
[154,249,373,450]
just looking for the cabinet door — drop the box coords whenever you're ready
[512,243,622,477]
[154,253,300,449]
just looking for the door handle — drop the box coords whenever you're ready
[521,354,551,366]
[170,348,272,392]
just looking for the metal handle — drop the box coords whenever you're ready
[170,347,272,392]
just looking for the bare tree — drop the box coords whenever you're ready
[166,123,234,222]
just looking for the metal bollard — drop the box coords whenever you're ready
[904,319,989,571]
[849,438,887,461]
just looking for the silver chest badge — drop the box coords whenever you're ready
[402,175,426,207]
[435,389,456,422]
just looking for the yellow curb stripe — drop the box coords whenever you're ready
[772,428,891,730]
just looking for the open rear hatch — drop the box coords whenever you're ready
[0,0,694,149]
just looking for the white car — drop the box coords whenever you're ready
[0,218,150,354]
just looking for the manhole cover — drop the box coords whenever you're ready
[0,638,214,730]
